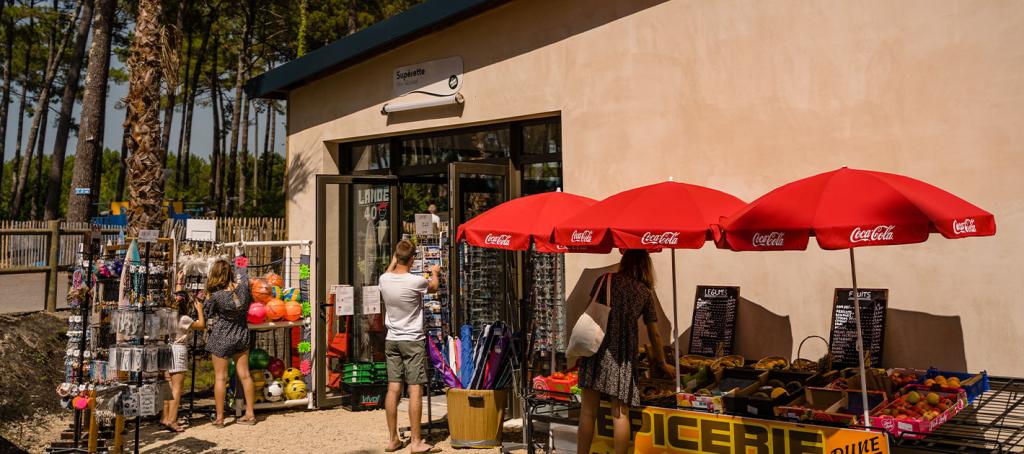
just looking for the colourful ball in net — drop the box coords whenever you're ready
[281,367,302,383]
[284,380,307,400]
[265,272,284,289]
[300,359,312,375]
[249,349,270,370]
[267,358,285,378]
[265,299,286,321]
[251,279,273,304]
[247,302,267,324]
[284,300,303,321]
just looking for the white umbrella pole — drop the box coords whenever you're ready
[849,248,872,428]
[672,249,680,393]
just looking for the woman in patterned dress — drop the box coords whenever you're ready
[199,259,257,426]
[577,250,675,454]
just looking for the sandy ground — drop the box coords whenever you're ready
[16,405,528,453]
[0,273,69,314]
[136,406,522,454]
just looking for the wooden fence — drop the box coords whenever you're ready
[0,217,287,311]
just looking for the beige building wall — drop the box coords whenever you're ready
[284,0,1024,375]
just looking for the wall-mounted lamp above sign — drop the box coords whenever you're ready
[382,56,464,115]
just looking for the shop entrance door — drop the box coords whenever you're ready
[315,174,398,408]
[448,162,515,333]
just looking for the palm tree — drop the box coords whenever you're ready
[125,0,164,234]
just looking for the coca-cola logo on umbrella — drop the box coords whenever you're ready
[570,230,594,243]
[849,225,895,243]
[952,218,976,235]
[483,234,512,246]
[751,232,785,247]
[640,231,680,245]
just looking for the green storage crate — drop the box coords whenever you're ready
[343,362,375,373]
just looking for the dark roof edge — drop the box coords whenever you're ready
[245,0,508,100]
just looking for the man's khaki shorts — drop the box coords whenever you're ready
[385,340,427,385]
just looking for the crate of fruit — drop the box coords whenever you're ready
[678,367,764,414]
[918,368,989,404]
[723,369,813,417]
[775,387,887,426]
[868,388,966,439]
[532,371,578,402]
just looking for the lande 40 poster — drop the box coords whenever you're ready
[589,405,889,454]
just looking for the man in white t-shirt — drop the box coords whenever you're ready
[380,240,439,453]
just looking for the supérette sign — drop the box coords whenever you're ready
[392,56,463,97]
[590,405,890,454]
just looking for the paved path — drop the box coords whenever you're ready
[0,273,69,313]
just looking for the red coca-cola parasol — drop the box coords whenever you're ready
[553,180,746,392]
[718,166,996,426]
[455,191,606,252]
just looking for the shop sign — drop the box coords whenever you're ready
[138,229,159,244]
[358,187,390,222]
[415,214,434,236]
[392,56,463,97]
[590,405,889,454]
[185,218,216,242]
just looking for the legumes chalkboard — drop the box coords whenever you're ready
[829,288,888,369]
[687,286,739,356]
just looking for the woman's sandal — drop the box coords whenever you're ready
[236,417,257,426]
[384,439,409,453]
[163,423,184,433]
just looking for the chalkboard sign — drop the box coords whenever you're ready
[828,288,888,369]
[688,286,739,356]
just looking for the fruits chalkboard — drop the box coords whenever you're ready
[829,288,888,369]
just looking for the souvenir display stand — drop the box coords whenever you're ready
[220,240,315,415]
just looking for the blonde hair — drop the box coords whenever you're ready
[618,250,655,289]
[205,259,233,293]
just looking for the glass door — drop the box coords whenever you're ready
[448,162,513,334]
[315,175,398,408]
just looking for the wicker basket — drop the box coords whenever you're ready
[789,335,832,373]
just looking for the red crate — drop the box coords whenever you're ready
[868,388,967,439]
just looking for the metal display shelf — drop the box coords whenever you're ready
[894,376,1024,453]
[248,320,308,331]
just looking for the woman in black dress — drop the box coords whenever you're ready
[577,250,674,454]
[197,259,257,426]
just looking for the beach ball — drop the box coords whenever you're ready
[251,279,273,304]
[284,300,303,321]
[266,299,286,321]
[267,358,285,378]
[254,391,266,404]
[281,367,302,383]
[247,302,267,324]
[73,396,89,410]
[265,272,284,289]
[249,349,270,370]
[284,380,307,400]
[277,288,298,301]
[264,381,283,402]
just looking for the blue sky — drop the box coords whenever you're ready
[2,59,286,164]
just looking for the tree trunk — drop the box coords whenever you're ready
[159,0,186,169]
[251,100,259,205]
[209,36,221,213]
[67,0,116,222]
[115,113,129,201]
[45,0,95,220]
[12,0,83,217]
[126,0,165,235]
[30,100,49,219]
[10,19,32,215]
[174,14,194,189]
[238,94,248,209]
[0,8,15,211]
[180,11,214,190]
[267,101,276,191]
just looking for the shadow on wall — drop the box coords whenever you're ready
[564,269,793,361]
[883,309,967,371]
[672,297,794,360]
[286,151,315,204]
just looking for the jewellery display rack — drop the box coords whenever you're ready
[527,251,566,355]
[119,238,176,454]
[220,240,315,416]
[175,240,221,425]
[458,243,503,334]
[49,232,103,454]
